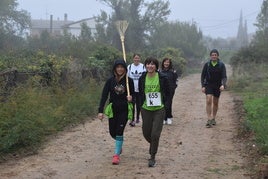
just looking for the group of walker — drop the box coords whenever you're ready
[97,49,227,167]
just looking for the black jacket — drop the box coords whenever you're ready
[138,71,171,109]
[161,69,178,91]
[201,60,227,88]
[98,75,134,113]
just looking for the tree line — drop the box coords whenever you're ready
[0,0,210,76]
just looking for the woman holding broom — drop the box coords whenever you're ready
[97,59,134,165]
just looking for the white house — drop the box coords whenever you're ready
[63,17,97,37]
[30,14,97,38]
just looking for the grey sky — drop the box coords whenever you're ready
[17,0,263,38]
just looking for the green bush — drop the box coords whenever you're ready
[0,79,100,155]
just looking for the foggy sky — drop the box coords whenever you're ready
[17,0,263,38]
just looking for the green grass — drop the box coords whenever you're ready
[0,79,100,156]
[206,167,225,175]
[231,63,268,155]
[244,96,268,154]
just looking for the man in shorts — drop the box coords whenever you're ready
[201,49,227,128]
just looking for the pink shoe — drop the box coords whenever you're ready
[112,155,120,165]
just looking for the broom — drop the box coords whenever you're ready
[115,20,130,96]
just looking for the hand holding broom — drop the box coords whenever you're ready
[115,20,130,96]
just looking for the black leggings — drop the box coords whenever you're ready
[132,92,142,120]
[165,89,175,119]
[109,105,128,139]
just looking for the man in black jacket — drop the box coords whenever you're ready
[201,49,227,128]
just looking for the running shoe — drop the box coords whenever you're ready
[129,121,135,127]
[211,119,216,125]
[112,155,120,165]
[167,118,172,125]
[148,158,156,167]
[206,120,212,128]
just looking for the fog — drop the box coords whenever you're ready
[17,0,263,38]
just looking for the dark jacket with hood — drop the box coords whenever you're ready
[98,59,134,113]
[138,71,171,110]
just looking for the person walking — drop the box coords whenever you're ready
[160,58,178,125]
[127,53,146,127]
[97,59,134,165]
[138,57,170,167]
[201,49,227,128]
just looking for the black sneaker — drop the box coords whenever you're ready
[211,119,216,125]
[206,120,212,128]
[148,158,156,167]
[129,121,135,127]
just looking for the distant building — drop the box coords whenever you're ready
[63,17,97,37]
[30,14,97,37]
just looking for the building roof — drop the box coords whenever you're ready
[31,19,74,29]
[63,17,96,28]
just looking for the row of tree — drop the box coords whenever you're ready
[0,1,207,65]
[2,0,267,77]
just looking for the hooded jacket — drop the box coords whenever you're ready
[98,60,134,113]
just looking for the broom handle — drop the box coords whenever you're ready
[120,35,130,96]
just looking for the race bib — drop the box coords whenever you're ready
[146,92,162,106]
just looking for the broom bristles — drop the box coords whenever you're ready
[115,20,129,36]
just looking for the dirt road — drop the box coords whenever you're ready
[0,73,250,179]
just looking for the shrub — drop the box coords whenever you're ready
[0,79,100,155]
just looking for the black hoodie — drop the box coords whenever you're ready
[98,60,134,113]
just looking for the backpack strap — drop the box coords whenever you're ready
[206,60,223,79]
[207,60,223,69]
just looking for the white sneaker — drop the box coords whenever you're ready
[163,120,167,125]
[167,118,172,125]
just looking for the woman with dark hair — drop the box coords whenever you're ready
[97,59,134,165]
[160,58,178,125]
[139,57,170,167]
[127,53,146,127]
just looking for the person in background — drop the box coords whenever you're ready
[139,57,170,167]
[201,49,227,128]
[160,58,178,125]
[98,59,134,165]
[127,53,146,127]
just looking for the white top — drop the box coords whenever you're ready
[127,63,146,92]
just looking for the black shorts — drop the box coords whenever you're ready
[205,85,221,98]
